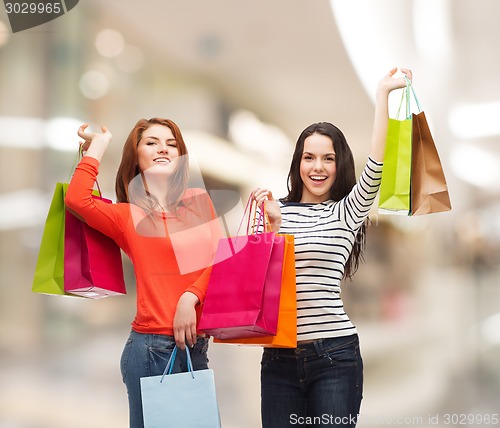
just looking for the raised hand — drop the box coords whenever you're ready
[76,124,112,161]
[377,67,413,95]
[77,124,112,152]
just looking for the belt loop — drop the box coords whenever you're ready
[313,339,324,355]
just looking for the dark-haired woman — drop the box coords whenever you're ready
[65,118,221,428]
[253,68,412,427]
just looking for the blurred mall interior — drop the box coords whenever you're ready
[1,1,499,427]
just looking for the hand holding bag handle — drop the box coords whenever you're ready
[396,76,422,120]
[378,76,415,214]
[213,196,298,348]
[198,193,283,339]
[387,76,451,215]
[64,147,127,298]
[32,149,112,297]
[160,346,195,382]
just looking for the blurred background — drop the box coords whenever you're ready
[1,0,500,427]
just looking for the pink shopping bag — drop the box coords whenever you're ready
[214,233,297,348]
[64,196,126,299]
[199,197,285,339]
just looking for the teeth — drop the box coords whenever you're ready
[310,176,326,181]
[154,158,170,163]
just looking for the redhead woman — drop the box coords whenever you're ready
[65,118,221,428]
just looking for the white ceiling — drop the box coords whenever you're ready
[2,0,496,220]
[90,0,373,143]
[87,0,500,203]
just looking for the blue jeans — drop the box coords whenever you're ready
[261,334,363,427]
[120,330,210,428]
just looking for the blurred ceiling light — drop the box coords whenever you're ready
[183,130,287,195]
[449,101,500,138]
[0,116,83,151]
[45,117,84,152]
[184,130,261,185]
[115,45,145,73]
[95,29,125,58]
[0,116,44,148]
[0,21,10,46]
[0,189,48,231]
[412,0,452,58]
[481,313,500,345]
[79,70,110,100]
[228,110,291,161]
[450,143,500,188]
[330,0,412,100]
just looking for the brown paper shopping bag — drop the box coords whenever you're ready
[410,111,452,215]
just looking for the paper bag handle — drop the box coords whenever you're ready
[160,346,195,383]
[68,146,104,200]
[234,195,271,236]
[395,76,422,120]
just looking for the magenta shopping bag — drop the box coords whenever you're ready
[199,200,285,339]
[64,196,126,299]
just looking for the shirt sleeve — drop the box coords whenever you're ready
[339,157,383,230]
[65,156,125,244]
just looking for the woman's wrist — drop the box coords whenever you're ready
[179,291,200,306]
[375,84,391,101]
[84,139,109,161]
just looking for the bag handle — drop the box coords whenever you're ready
[250,201,271,234]
[405,75,422,113]
[395,76,422,120]
[68,146,104,200]
[160,346,195,383]
[235,195,271,236]
[235,196,252,236]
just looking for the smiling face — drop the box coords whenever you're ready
[136,124,179,175]
[299,133,337,203]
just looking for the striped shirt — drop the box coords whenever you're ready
[278,157,383,342]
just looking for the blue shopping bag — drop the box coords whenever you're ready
[140,346,221,428]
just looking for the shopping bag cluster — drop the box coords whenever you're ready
[199,197,297,348]
[32,181,126,299]
[378,77,452,215]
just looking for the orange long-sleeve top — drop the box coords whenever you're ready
[65,156,222,335]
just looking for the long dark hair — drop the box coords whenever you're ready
[282,122,367,280]
[115,118,189,213]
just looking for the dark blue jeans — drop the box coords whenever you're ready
[261,334,363,427]
[120,330,210,428]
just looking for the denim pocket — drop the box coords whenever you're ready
[148,340,176,373]
[320,337,360,366]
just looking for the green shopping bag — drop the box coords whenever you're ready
[32,182,74,296]
[378,78,414,214]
